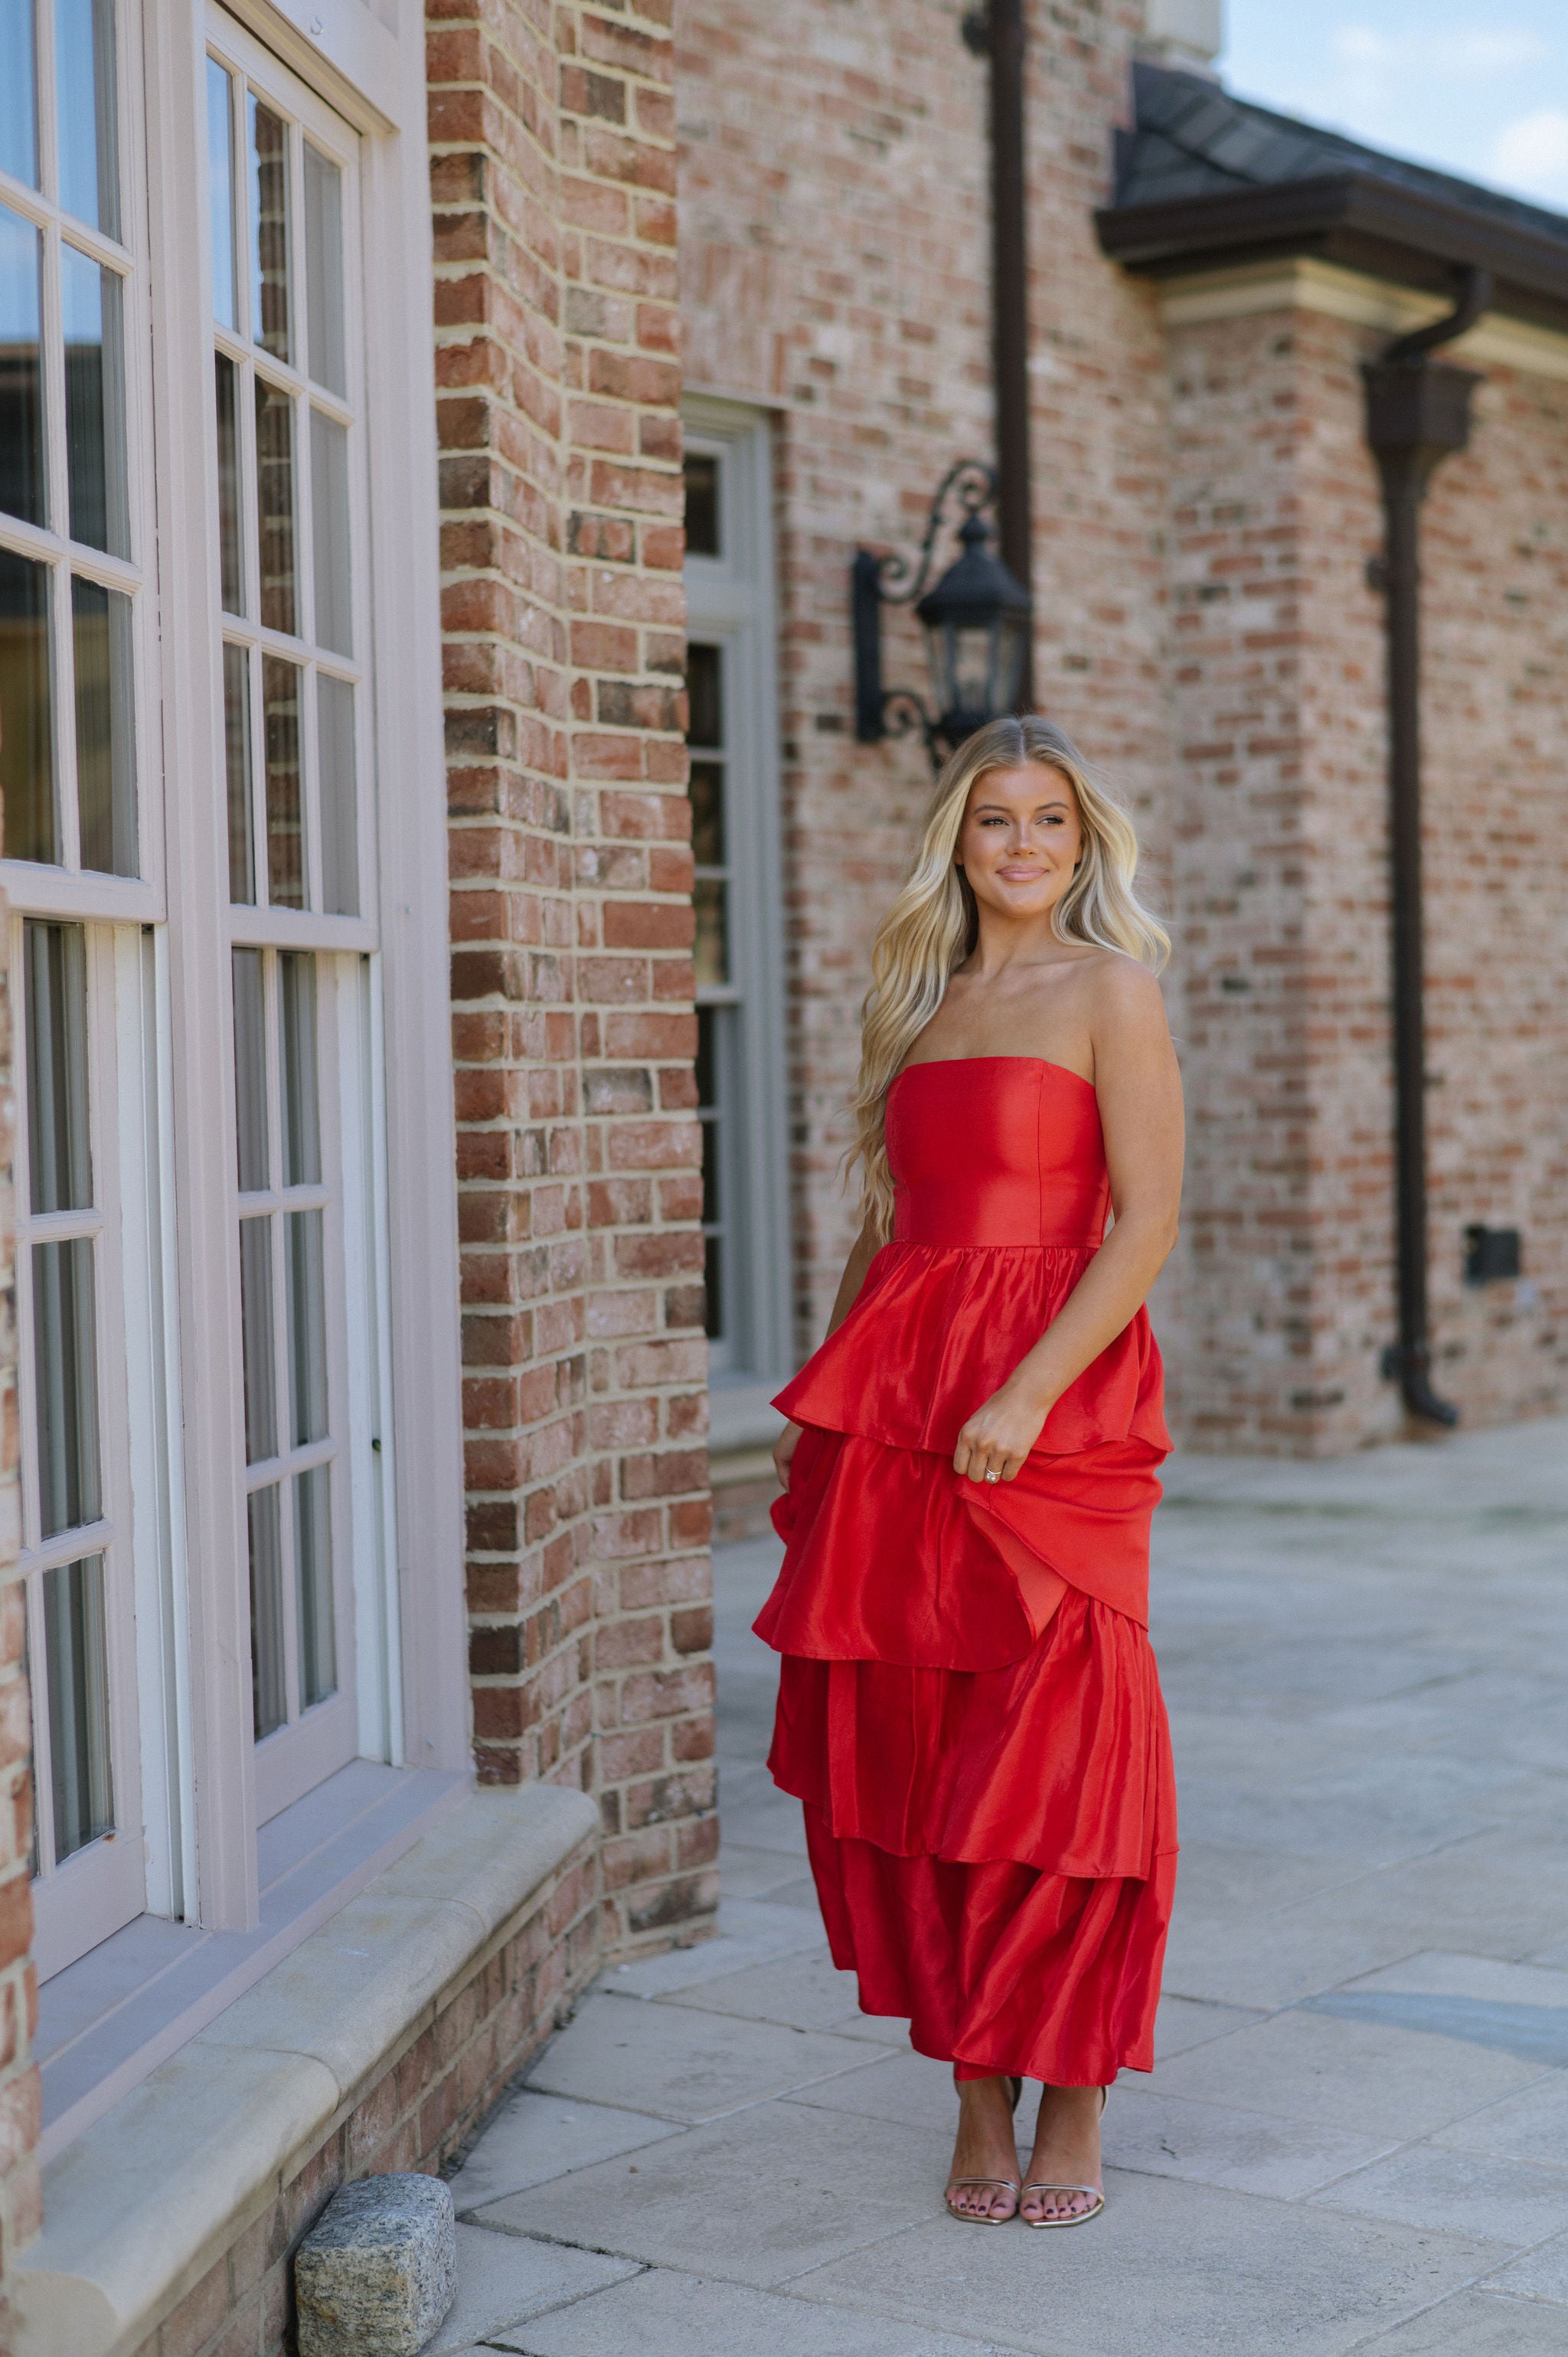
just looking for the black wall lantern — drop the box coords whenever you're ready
[853,460,1032,770]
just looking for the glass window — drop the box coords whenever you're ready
[207,57,237,332]
[248,95,290,365]
[233,946,341,1757]
[684,452,719,557]
[0,0,38,189]
[2,19,140,888]
[54,0,119,239]
[303,144,345,397]
[0,544,56,864]
[17,918,131,1906]
[72,577,136,875]
[0,198,46,528]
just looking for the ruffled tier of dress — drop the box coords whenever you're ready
[773,1240,1171,1462]
[757,1417,1178,2083]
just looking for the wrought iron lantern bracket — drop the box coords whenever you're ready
[852,461,1029,770]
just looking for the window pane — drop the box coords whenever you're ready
[0,546,54,861]
[73,577,137,875]
[317,674,358,916]
[0,198,45,528]
[44,1555,114,1860]
[247,1484,286,1739]
[33,1237,101,1538]
[693,878,728,989]
[223,641,255,904]
[261,655,303,907]
[684,453,718,557]
[294,1466,335,1708]
[0,0,37,188]
[55,0,119,239]
[286,1208,328,1447]
[215,353,243,614]
[279,952,320,1185]
[254,379,296,635]
[238,1215,277,1463]
[248,95,290,365]
[688,759,724,866]
[309,408,351,655]
[207,57,237,332]
[60,245,128,557]
[232,947,268,1192]
[302,144,345,397]
[24,920,90,1214]
[687,643,721,747]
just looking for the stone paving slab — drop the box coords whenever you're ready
[487,2265,1025,2355]
[787,2170,1512,2357]
[1352,2289,1568,2354]
[1477,2228,1568,2300]
[472,2101,951,2287]
[1429,2070,1568,2164]
[1309,2140,1568,2244]
[598,1895,822,2001]
[660,1948,906,2043]
[1100,2085,1396,2200]
[420,2223,635,2355]
[445,1423,1568,2355]
[1150,2000,1548,2136]
[446,2091,683,2213]
[523,1991,885,2122]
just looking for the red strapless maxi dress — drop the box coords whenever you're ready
[754,1056,1178,2086]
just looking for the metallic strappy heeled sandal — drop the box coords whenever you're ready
[1021,2085,1107,2229]
[944,2075,1024,2225]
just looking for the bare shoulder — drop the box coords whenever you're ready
[1080,950,1170,1038]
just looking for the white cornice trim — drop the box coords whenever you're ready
[1158,257,1568,384]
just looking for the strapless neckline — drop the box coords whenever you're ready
[892,1054,1095,1096]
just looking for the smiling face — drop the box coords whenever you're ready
[955,760,1085,923]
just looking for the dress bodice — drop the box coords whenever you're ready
[888,1058,1110,1249]
[773,1049,1168,1470]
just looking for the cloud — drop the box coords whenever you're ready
[1492,107,1568,197]
[1330,25,1549,78]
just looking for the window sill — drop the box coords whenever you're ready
[13,1779,599,2357]
[37,1760,473,2163]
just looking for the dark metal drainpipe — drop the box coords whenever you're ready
[1362,269,1491,1427]
[965,0,1034,706]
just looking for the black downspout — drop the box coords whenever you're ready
[1362,270,1489,1427]
[965,0,1034,707]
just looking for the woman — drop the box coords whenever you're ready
[756,714,1182,2228]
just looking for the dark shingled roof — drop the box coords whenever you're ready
[1099,64,1568,331]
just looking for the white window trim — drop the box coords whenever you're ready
[683,397,792,1385]
[127,0,467,1940]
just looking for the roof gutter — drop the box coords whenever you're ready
[1096,170,1568,332]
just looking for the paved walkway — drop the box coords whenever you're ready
[433,1419,1568,2355]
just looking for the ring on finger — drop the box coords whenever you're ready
[983,1464,1001,1483]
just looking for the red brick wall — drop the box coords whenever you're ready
[0,902,41,2324]
[678,0,1178,1364]
[427,0,716,1947]
[1165,296,1568,1446]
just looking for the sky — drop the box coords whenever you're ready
[1217,1,1568,213]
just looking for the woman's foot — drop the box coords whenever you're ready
[944,2072,1021,2222]
[1019,2083,1104,2225]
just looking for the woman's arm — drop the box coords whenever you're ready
[773,1220,881,1486]
[952,961,1184,1483]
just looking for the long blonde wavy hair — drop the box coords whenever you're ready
[848,715,1168,1242]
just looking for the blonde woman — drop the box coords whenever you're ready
[756,715,1182,2228]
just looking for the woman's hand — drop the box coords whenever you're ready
[773,1420,803,1489]
[953,1383,1053,1484]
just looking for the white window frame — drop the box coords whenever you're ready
[682,397,791,1388]
[13,0,469,1988]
